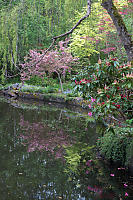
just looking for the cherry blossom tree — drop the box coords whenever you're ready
[21,40,78,92]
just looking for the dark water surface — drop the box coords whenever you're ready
[0,97,132,200]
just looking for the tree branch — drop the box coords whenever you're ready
[53,0,91,40]
[29,0,91,66]
[6,0,92,79]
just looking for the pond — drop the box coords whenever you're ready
[0,97,133,200]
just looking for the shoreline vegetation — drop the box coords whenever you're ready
[0,83,84,106]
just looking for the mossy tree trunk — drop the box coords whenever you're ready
[101,0,133,62]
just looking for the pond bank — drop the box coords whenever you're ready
[0,83,86,107]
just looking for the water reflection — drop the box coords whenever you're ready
[19,116,75,158]
[0,97,133,200]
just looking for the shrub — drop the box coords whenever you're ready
[72,58,132,120]
[97,127,133,166]
[20,41,78,92]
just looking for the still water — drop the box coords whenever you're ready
[0,97,132,200]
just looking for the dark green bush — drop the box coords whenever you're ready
[97,128,133,166]
[25,76,45,86]
[126,139,133,166]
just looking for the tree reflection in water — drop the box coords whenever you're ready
[19,116,75,159]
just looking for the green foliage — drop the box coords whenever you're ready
[20,84,58,94]
[72,58,132,120]
[126,139,133,165]
[70,2,101,59]
[0,84,4,91]
[97,127,133,165]
[64,143,95,173]
[25,76,46,87]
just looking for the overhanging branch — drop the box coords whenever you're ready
[53,0,91,40]
[7,0,92,78]
[31,0,92,65]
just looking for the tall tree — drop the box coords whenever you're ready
[101,0,133,62]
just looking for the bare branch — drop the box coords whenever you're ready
[53,0,92,40]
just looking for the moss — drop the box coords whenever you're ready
[102,0,133,62]
[102,0,128,32]
[112,4,128,32]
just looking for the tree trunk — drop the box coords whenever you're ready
[101,0,133,62]
[57,72,64,93]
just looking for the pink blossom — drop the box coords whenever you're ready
[99,27,105,31]
[125,192,128,196]
[124,183,128,187]
[87,185,102,194]
[88,104,91,108]
[88,112,92,117]
[86,160,92,166]
[110,174,115,177]
[101,47,116,54]
[86,170,89,174]
[118,167,125,170]
[20,41,77,82]
[91,97,96,102]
